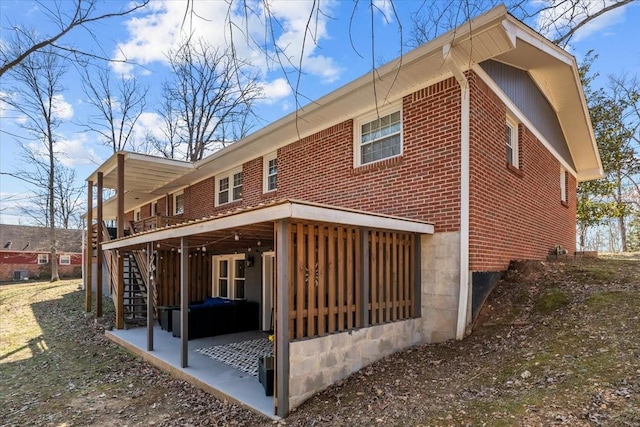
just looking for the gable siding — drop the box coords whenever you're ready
[469,73,576,271]
[480,60,575,170]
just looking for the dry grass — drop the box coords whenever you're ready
[1,256,639,426]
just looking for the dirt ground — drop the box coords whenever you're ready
[1,255,638,426]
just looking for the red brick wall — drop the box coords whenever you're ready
[0,252,82,281]
[468,73,576,271]
[185,178,215,219]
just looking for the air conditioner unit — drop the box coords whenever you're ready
[13,270,29,281]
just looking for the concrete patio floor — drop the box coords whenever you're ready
[106,326,278,420]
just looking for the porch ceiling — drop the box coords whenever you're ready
[102,199,435,251]
[86,151,195,193]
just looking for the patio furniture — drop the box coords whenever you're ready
[158,305,180,332]
[171,298,259,339]
[258,356,274,396]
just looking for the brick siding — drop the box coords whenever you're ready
[468,73,576,271]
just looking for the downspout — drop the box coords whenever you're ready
[443,44,470,340]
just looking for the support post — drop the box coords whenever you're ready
[96,173,103,319]
[180,237,189,368]
[275,219,290,417]
[85,180,93,313]
[413,234,422,318]
[115,153,125,329]
[360,228,369,328]
[146,242,154,351]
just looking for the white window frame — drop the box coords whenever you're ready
[151,201,158,216]
[215,167,243,206]
[212,254,246,299]
[354,104,403,167]
[173,191,184,215]
[263,152,278,193]
[506,115,519,168]
[59,254,71,265]
[38,254,49,264]
[560,167,567,203]
[133,207,141,222]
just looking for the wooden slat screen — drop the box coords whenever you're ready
[368,231,414,324]
[289,222,413,341]
[155,250,211,307]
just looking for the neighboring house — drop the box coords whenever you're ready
[84,6,602,417]
[0,224,83,281]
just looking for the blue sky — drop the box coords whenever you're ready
[1,0,639,225]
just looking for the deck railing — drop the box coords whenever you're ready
[130,214,185,234]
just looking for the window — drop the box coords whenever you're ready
[134,208,141,222]
[174,191,184,215]
[505,117,519,168]
[356,109,402,166]
[560,168,568,203]
[263,153,277,192]
[38,254,48,264]
[216,168,243,206]
[151,201,158,216]
[212,254,246,299]
[59,255,71,265]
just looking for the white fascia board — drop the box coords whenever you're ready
[102,201,434,250]
[103,203,293,250]
[289,203,434,234]
[473,64,579,177]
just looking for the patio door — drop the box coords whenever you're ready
[212,254,245,299]
[262,251,275,332]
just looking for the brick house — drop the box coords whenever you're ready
[0,224,83,281]
[84,6,601,417]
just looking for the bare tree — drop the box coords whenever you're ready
[409,0,633,48]
[1,39,68,281]
[152,38,263,161]
[80,66,148,153]
[0,0,150,79]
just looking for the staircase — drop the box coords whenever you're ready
[123,252,147,320]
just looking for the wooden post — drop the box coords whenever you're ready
[180,237,189,368]
[413,234,421,318]
[275,219,290,417]
[115,153,125,329]
[147,242,154,351]
[85,180,93,313]
[360,228,369,328]
[96,173,103,319]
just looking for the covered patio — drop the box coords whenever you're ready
[92,193,434,417]
[106,327,277,419]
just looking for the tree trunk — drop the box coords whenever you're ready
[616,172,628,252]
[49,132,59,282]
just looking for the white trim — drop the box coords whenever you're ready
[215,166,243,207]
[151,200,158,216]
[263,152,278,193]
[262,251,275,331]
[472,64,579,177]
[38,253,49,264]
[353,102,403,168]
[59,254,71,265]
[560,167,567,202]
[102,200,434,250]
[173,191,184,215]
[133,207,141,222]
[506,114,519,168]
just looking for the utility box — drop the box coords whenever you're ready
[13,270,29,281]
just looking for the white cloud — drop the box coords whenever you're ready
[54,134,102,168]
[536,0,629,44]
[111,0,342,85]
[373,0,394,24]
[51,94,74,120]
[258,78,292,104]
